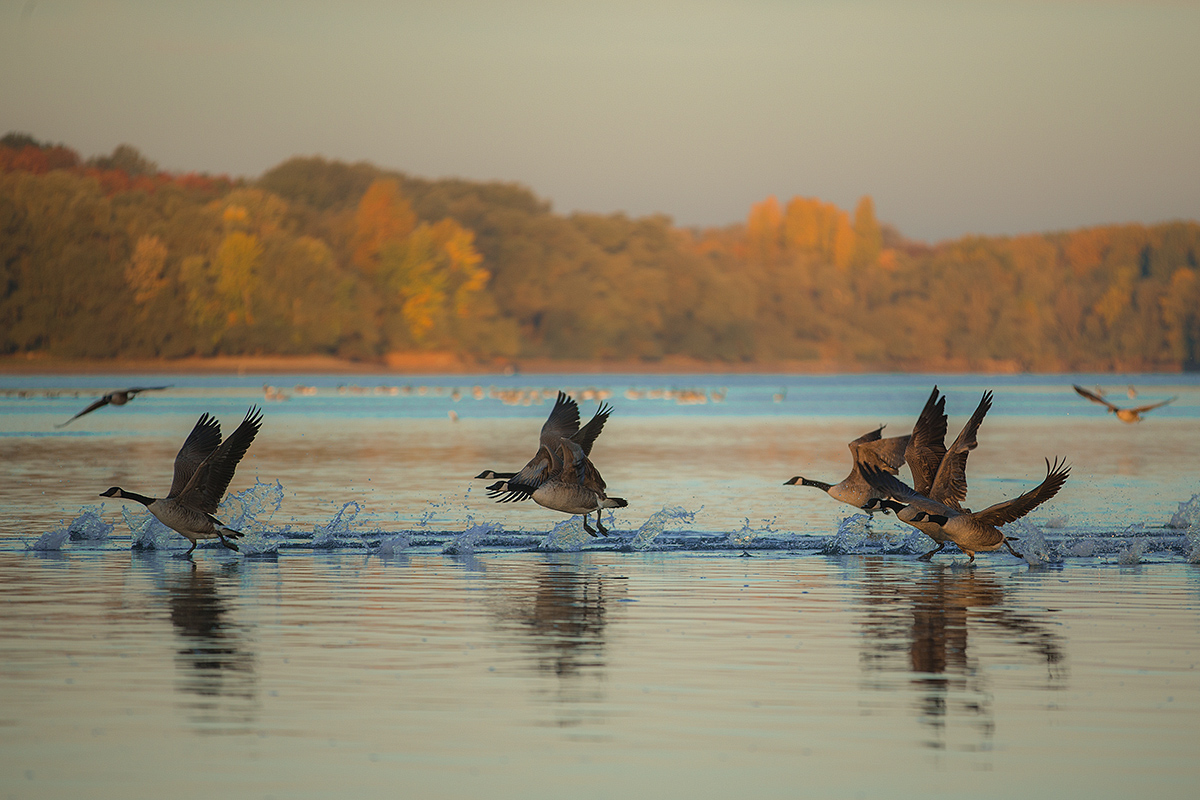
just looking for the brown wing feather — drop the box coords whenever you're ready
[929,391,992,509]
[972,458,1070,528]
[177,407,263,513]
[905,386,948,497]
[168,413,223,497]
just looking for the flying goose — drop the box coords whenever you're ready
[100,407,263,556]
[785,386,945,513]
[859,455,1070,562]
[1072,384,1175,424]
[487,438,627,535]
[477,393,610,495]
[56,385,172,427]
[868,391,994,560]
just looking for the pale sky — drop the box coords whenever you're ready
[2,1,1198,242]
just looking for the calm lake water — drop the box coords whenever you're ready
[2,372,1199,798]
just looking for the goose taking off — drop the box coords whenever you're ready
[487,438,627,535]
[56,386,172,427]
[1072,384,1175,424]
[868,391,994,560]
[860,456,1070,562]
[100,407,263,556]
[475,391,608,484]
[785,386,946,514]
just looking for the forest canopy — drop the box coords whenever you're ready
[2,133,1198,371]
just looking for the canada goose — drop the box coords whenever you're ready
[100,407,263,556]
[56,386,172,427]
[475,392,609,484]
[1073,384,1175,424]
[869,391,994,560]
[785,386,945,513]
[487,438,627,535]
[860,456,1070,562]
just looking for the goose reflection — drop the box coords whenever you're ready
[857,560,1065,752]
[166,562,257,734]
[488,558,623,729]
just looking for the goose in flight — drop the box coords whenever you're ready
[860,455,1070,562]
[487,438,627,535]
[868,391,994,560]
[56,386,172,427]
[100,407,263,556]
[785,386,946,514]
[476,391,609,488]
[1072,385,1174,424]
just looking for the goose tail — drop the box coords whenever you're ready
[602,497,628,509]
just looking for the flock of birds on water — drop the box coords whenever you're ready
[45,380,1178,561]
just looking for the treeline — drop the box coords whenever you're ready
[2,133,1198,371]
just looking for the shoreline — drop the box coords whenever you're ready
[0,353,1185,376]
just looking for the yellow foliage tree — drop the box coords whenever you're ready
[125,234,168,304]
[352,179,416,273]
[215,231,263,325]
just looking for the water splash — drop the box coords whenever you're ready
[821,514,913,555]
[629,506,696,551]
[67,506,114,541]
[538,517,593,552]
[1011,519,1061,566]
[126,507,176,550]
[28,527,70,551]
[444,522,502,555]
[312,501,367,549]
[1117,524,1150,565]
[1169,493,1200,530]
[728,516,779,550]
[221,480,285,532]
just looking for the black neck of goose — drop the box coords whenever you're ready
[801,478,833,492]
[120,490,155,506]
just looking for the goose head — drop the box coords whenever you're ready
[99,487,124,498]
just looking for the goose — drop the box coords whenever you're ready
[476,391,609,486]
[56,385,172,427]
[785,386,945,513]
[1073,384,1174,424]
[487,438,627,535]
[869,391,994,560]
[859,455,1070,562]
[100,406,263,556]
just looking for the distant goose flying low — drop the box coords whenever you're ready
[860,456,1070,562]
[1072,384,1175,424]
[57,386,172,427]
[100,407,263,556]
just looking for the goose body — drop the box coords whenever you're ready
[861,456,1070,562]
[100,407,262,556]
[786,387,945,514]
[57,385,172,427]
[1073,384,1174,423]
[487,437,626,535]
[475,391,609,483]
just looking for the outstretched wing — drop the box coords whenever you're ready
[929,390,992,510]
[972,458,1070,528]
[488,445,556,502]
[168,413,223,497]
[539,392,581,447]
[177,407,263,513]
[127,385,172,395]
[905,386,948,497]
[854,433,911,474]
[1074,384,1118,411]
[571,402,611,456]
[1128,397,1174,415]
[55,395,112,427]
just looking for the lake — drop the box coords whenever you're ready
[2,371,1199,798]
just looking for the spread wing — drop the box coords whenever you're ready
[929,391,992,509]
[1074,384,1118,411]
[168,413,223,497]
[1128,397,1174,415]
[56,395,113,427]
[905,386,948,497]
[972,458,1070,528]
[539,391,581,447]
[488,445,556,502]
[127,386,172,395]
[570,402,611,456]
[853,432,911,473]
[176,407,263,513]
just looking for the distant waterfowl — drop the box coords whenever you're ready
[487,439,627,535]
[860,455,1070,562]
[56,386,171,427]
[100,407,263,556]
[785,386,945,514]
[1072,384,1175,424]
[870,391,994,560]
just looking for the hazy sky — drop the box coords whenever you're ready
[2,1,1198,242]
